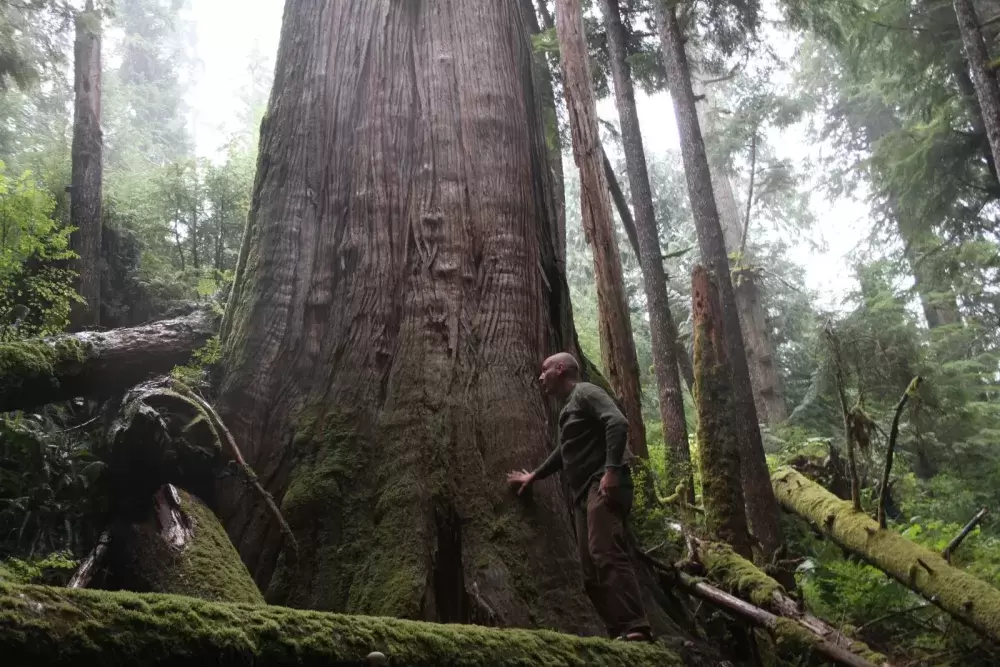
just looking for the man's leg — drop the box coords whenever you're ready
[587,482,651,638]
[575,494,617,635]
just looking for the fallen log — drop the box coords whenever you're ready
[773,467,1000,645]
[0,582,680,667]
[694,540,891,666]
[98,484,264,605]
[678,574,880,667]
[0,310,216,413]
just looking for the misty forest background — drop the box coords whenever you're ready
[5,0,1000,665]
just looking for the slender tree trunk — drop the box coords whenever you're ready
[190,188,200,270]
[691,266,752,558]
[597,0,691,495]
[554,0,647,457]
[954,0,1000,188]
[655,4,783,557]
[215,0,601,633]
[691,76,787,424]
[70,0,103,330]
[603,153,696,394]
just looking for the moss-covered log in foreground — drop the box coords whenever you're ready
[0,582,680,667]
[773,467,1000,644]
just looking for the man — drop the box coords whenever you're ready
[507,352,652,642]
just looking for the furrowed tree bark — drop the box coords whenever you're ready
[655,3,784,558]
[0,310,215,413]
[554,0,647,457]
[692,76,787,425]
[691,265,753,558]
[216,0,603,633]
[69,0,103,330]
[954,0,1000,188]
[597,0,692,496]
[774,467,1000,644]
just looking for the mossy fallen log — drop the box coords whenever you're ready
[695,540,890,666]
[0,582,681,667]
[677,573,880,667]
[773,467,1000,644]
[0,310,216,413]
[101,485,264,605]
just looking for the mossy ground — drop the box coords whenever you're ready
[0,582,680,666]
[774,466,1000,643]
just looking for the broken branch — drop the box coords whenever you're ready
[943,507,989,563]
[878,377,922,528]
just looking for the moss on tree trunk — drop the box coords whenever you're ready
[691,265,754,558]
[0,582,681,667]
[773,467,1000,643]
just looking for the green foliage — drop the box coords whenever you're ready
[0,404,104,561]
[0,162,80,340]
[0,551,77,585]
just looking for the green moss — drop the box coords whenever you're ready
[268,405,425,616]
[0,582,680,666]
[169,490,264,604]
[774,467,1000,642]
[0,337,90,402]
[699,541,783,608]
[113,490,263,605]
[691,278,752,558]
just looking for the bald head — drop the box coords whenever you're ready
[539,352,580,397]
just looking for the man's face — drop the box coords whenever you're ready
[538,358,562,395]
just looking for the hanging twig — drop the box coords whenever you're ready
[943,507,989,562]
[878,377,922,529]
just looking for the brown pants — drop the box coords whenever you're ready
[574,480,650,637]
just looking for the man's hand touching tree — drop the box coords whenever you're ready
[507,469,536,495]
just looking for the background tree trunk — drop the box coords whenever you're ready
[596,0,692,495]
[69,0,103,330]
[521,0,567,270]
[655,3,783,558]
[692,266,753,558]
[691,76,787,424]
[216,0,601,633]
[954,0,1000,187]
[554,0,648,457]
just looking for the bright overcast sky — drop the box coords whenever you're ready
[187,0,866,310]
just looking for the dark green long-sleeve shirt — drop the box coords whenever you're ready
[533,382,632,502]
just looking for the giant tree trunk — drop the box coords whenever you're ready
[554,0,647,457]
[596,0,692,495]
[216,1,600,632]
[69,0,103,330]
[655,3,784,557]
[954,0,1000,188]
[691,76,787,424]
